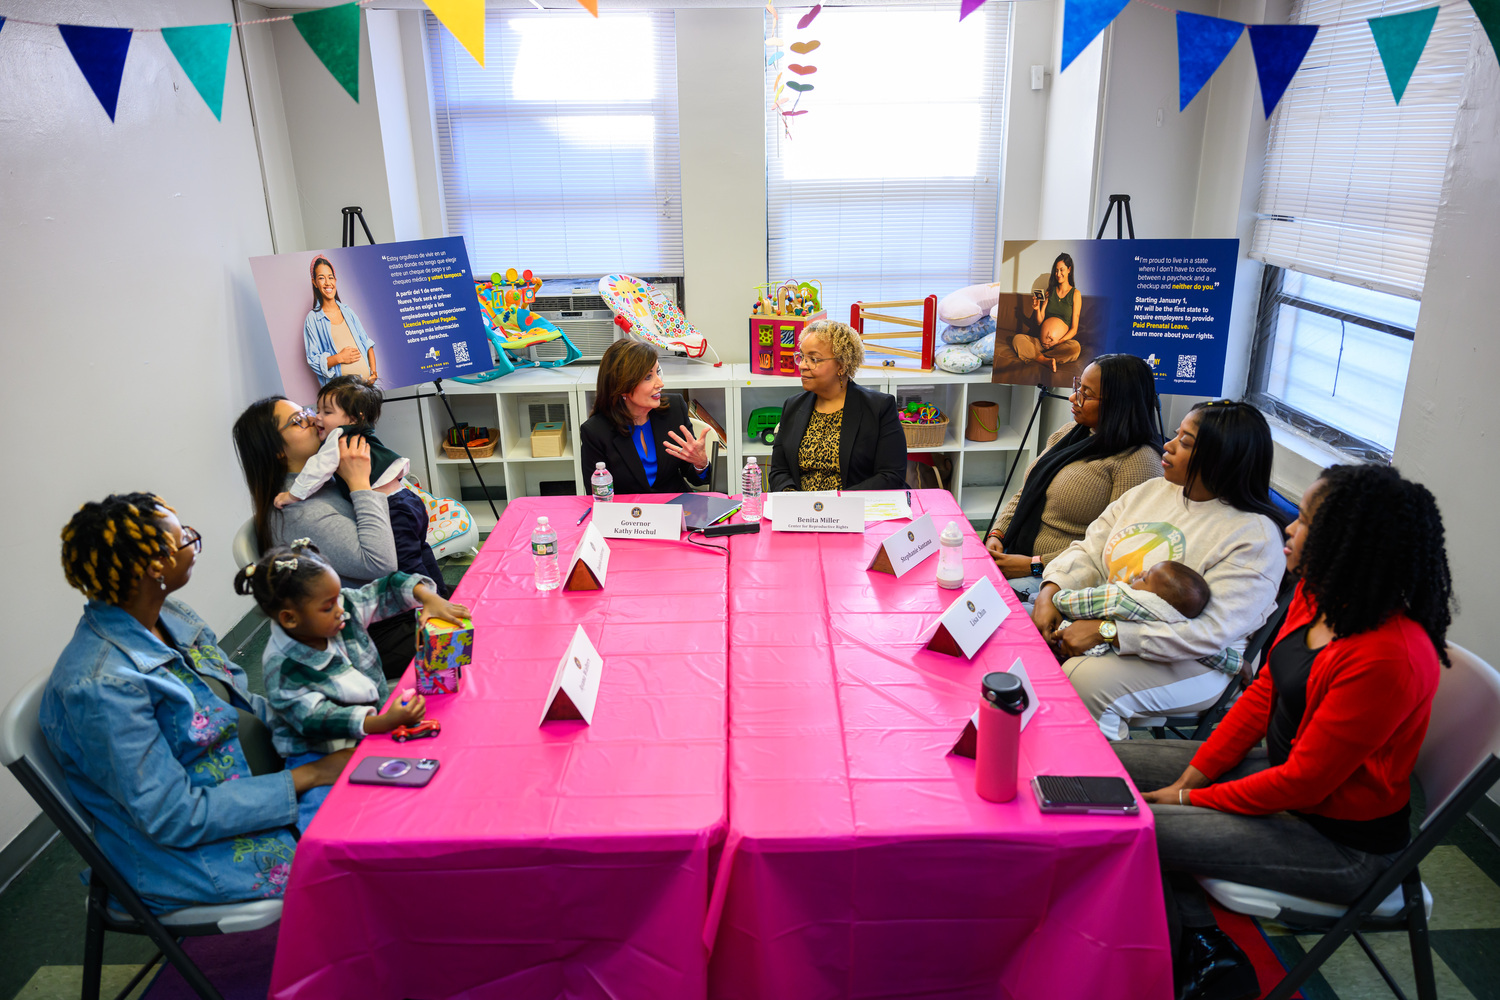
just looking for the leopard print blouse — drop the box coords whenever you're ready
[798,408,843,492]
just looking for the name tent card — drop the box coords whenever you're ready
[593,501,682,541]
[925,576,1010,659]
[949,658,1042,758]
[540,625,605,725]
[771,493,865,533]
[868,513,939,577]
[563,523,611,591]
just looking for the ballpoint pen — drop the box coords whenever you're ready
[576,505,593,526]
[906,490,912,510]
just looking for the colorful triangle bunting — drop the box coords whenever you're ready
[58,24,134,121]
[1472,0,1500,57]
[1062,0,1132,72]
[292,3,361,103]
[960,0,988,19]
[1368,6,1438,103]
[1247,23,1318,117]
[424,1,485,68]
[1176,11,1244,110]
[160,23,232,120]
[0,17,6,35]
[576,0,599,16]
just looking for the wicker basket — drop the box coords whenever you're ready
[443,430,497,460]
[902,418,948,450]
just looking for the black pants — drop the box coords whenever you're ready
[1114,740,1399,949]
[368,611,418,680]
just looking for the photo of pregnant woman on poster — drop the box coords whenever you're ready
[1017,252,1083,373]
[304,256,378,386]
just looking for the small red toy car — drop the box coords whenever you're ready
[391,719,441,743]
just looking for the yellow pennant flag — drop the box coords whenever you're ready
[424,0,485,66]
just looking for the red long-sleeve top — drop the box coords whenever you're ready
[1190,582,1440,818]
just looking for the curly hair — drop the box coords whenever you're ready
[800,320,864,380]
[1300,464,1454,665]
[233,539,333,617]
[61,493,176,604]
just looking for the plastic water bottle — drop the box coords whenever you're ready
[591,462,614,503]
[976,671,1028,802]
[531,516,560,591]
[741,457,763,522]
[936,520,966,590]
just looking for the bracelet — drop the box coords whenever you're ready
[1178,788,1188,806]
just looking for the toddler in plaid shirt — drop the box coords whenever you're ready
[1052,561,1243,675]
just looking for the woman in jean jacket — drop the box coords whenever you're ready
[41,493,350,912]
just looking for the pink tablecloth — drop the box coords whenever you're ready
[707,490,1173,1000]
[270,496,728,1000]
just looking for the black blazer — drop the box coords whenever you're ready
[769,380,908,492]
[579,393,710,495]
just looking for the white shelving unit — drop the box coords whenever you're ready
[396,360,1042,533]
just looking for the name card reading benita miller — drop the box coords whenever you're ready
[563,523,611,591]
[593,501,682,541]
[925,576,1010,659]
[868,513,939,577]
[540,625,605,725]
[770,493,864,533]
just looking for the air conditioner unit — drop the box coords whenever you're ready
[521,397,568,431]
[531,276,685,363]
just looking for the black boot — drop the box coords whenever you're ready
[1176,927,1260,1000]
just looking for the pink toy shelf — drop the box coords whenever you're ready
[749,278,825,377]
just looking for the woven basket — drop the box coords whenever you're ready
[443,431,498,460]
[902,418,948,449]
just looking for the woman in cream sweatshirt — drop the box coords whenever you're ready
[1033,401,1287,739]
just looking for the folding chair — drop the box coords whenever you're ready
[1199,642,1500,1000]
[231,517,259,571]
[0,672,283,1000]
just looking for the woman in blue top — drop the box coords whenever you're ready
[41,493,351,912]
[578,340,712,494]
[303,256,377,386]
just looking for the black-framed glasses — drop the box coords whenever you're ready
[793,351,831,367]
[283,407,317,430]
[178,526,203,554]
[1071,377,1100,403]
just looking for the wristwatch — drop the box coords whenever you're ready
[1098,621,1118,644]
[1030,555,1043,578]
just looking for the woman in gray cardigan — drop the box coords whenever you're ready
[232,397,410,678]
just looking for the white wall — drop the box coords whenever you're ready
[0,0,281,849]
[1035,0,1105,239]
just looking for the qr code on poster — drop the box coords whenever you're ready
[454,341,471,364]
[1176,355,1196,379]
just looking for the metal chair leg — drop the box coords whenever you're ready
[1403,869,1437,1000]
[82,875,108,1000]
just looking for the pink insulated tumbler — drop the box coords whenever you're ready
[976,671,1028,802]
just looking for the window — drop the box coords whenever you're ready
[765,4,1010,331]
[425,10,682,276]
[1248,0,1475,455]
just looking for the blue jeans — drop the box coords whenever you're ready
[287,752,335,833]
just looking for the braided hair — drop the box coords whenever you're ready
[1300,464,1454,666]
[233,539,332,617]
[61,493,176,604]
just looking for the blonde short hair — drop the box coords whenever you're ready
[800,320,864,379]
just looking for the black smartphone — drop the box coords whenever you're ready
[1032,775,1139,815]
[348,756,440,788]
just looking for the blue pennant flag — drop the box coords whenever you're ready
[1368,6,1439,104]
[1247,23,1319,118]
[1177,11,1244,110]
[1061,0,1132,72]
[58,24,134,121]
[0,17,6,35]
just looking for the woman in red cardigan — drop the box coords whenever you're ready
[1115,463,1453,1000]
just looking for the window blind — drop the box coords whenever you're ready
[766,4,1010,321]
[425,10,683,277]
[1250,0,1476,299]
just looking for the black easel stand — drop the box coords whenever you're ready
[1096,193,1135,239]
[339,206,501,521]
[986,384,1070,532]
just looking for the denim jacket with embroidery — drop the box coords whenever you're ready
[40,599,300,912]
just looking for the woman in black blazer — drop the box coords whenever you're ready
[579,340,712,495]
[769,320,908,492]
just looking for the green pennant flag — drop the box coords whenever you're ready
[1472,0,1500,57]
[161,23,232,120]
[1368,6,1439,104]
[292,2,361,102]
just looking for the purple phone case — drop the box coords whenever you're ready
[348,756,440,788]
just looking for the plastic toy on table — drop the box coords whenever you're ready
[747,406,782,445]
[599,273,718,363]
[455,268,583,383]
[899,402,944,425]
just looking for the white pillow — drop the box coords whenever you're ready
[940,316,996,345]
[970,332,996,364]
[934,345,982,374]
[938,283,1002,326]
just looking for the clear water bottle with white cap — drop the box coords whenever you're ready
[531,516,560,591]
[591,462,614,503]
[741,458,763,522]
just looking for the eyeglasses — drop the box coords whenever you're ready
[793,351,831,367]
[177,526,202,554]
[1071,377,1100,403]
[283,407,317,430]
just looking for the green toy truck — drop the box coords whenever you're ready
[747,406,781,445]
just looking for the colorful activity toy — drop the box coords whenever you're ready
[598,273,716,362]
[849,295,938,373]
[455,267,583,383]
[749,278,826,377]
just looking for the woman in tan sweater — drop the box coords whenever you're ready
[986,354,1163,593]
